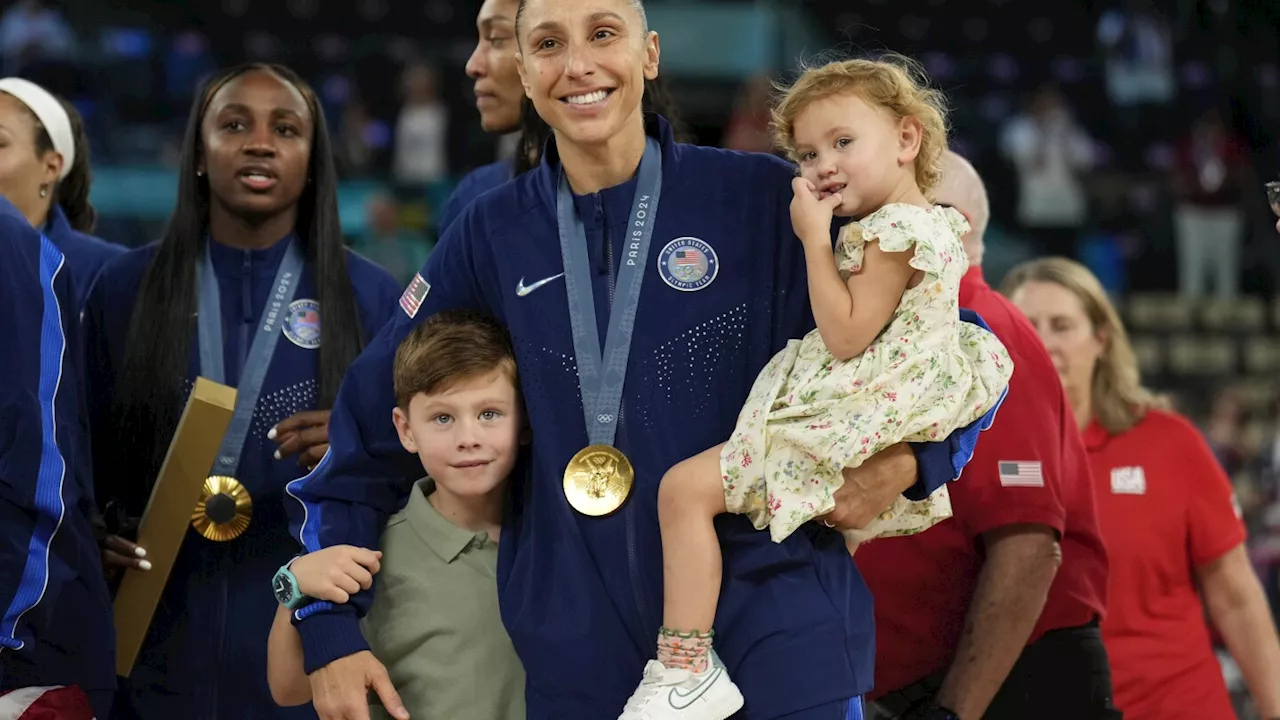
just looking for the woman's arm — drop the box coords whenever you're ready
[267,605,314,707]
[1199,544,1280,716]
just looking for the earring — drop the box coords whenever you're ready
[38,185,48,198]
[197,170,204,177]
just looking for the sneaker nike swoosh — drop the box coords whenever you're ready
[668,667,723,711]
[515,272,565,297]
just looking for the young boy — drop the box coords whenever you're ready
[266,309,526,720]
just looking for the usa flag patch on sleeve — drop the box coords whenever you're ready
[399,273,430,318]
[998,461,1044,487]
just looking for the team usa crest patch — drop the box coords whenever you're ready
[283,299,321,349]
[400,273,431,318]
[657,237,718,292]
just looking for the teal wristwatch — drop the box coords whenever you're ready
[272,561,311,610]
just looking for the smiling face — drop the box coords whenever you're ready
[392,369,523,503]
[199,68,312,224]
[466,0,524,134]
[791,91,921,218]
[515,0,659,150]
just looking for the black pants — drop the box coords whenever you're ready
[872,620,1123,720]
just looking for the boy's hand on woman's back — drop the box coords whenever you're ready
[291,545,383,604]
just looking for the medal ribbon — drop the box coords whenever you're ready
[197,237,304,478]
[556,136,663,447]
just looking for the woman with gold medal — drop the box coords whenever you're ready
[285,1,1000,718]
[82,64,400,719]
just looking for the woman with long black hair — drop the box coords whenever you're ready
[83,63,400,719]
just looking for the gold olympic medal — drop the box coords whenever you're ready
[191,475,253,542]
[563,444,634,516]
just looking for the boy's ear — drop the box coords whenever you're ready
[392,406,418,454]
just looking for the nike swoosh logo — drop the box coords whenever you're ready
[515,273,565,297]
[668,667,723,710]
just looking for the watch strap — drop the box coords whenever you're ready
[273,564,311,610]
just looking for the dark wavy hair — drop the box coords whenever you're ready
[43,98,96,232]
[115,63,368,485]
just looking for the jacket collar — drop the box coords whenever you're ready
[532,113,679,212]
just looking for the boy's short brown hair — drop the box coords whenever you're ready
[393,309,519,409]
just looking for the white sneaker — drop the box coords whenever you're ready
[617,656,745,720]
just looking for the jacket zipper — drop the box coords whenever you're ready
[601,197,650,638]
[212,252,252,718]
[239,252,252,377]
[210,568,227,719]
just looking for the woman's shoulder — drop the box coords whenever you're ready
[456,159,513,193]
[55,227,127,260]
[342,246,399,289]
[96,242,158,287]
[673,144,796,188]
[341,246,403,328]
[1126,408,1216,457]
[1134,407,1201,438]
[83,242,158,327]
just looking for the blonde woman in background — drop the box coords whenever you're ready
[1003,257,1280,719]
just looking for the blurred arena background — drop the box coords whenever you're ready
[6,0,1279,713]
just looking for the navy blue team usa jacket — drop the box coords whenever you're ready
[288,116,1000,719]
[0,197,116,719]
[437,158,514,233]
[84,237,400,720]
[42,205,126,311]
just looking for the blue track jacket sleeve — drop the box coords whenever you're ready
[285,207,495,673]
[0,225,75,675]
[905,308,1006,501]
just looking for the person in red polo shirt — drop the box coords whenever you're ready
[858,152,1116,720]
[1003,256,1280,720]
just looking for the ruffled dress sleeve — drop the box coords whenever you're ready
[834,204,970,279]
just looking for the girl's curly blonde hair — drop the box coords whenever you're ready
[771,55,949,197]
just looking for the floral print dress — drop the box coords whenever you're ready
[721,203,1013,544]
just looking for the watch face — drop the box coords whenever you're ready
[273,573,293,603]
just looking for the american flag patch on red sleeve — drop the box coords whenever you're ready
[998,461,1044,487]
[399,273,431,318]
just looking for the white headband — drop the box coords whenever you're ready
[0,77,74,180]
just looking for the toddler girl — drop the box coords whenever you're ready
[619,57,1013,720]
